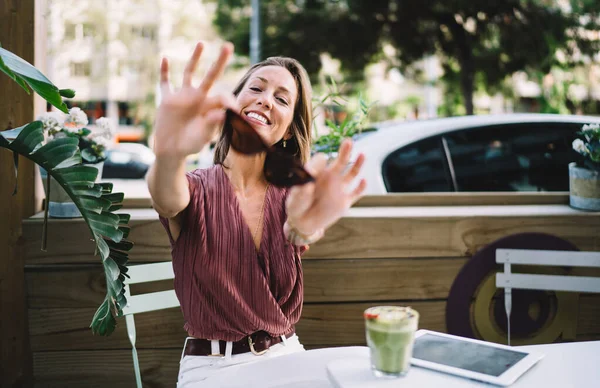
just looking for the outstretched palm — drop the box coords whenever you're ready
[153,42,238,158]
[286,139,366,234]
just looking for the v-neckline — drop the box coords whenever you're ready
[219,165,269,252]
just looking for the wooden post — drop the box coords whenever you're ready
[1,0,36,386]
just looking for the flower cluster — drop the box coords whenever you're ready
[572,123,600,171]
[38,107,115,163]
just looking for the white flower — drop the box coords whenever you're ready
[63,125,80,134]
[582,123,600,132]
[572,139,588,154]
[91,135,113,150]
[37,111,64,132]
[63,107,88,129]
[94,117,115,139]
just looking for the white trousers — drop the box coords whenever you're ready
[177,334,305,387]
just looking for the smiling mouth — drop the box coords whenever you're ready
[245,111,271,125]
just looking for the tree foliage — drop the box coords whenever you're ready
[213,0,600,114]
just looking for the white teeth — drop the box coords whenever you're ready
[247,112,268,124]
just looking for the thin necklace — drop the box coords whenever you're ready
[253,183,269,250]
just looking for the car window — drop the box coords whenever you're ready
[382,136,452,192]
[444,123,580,192]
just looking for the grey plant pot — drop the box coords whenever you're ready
[569,162,600,211]
[40,161,104,218]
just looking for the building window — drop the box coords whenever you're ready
[82,23,95,38]
[64,23,95,40]
[65,23,77,40]
[70,62,91,77]
[118,101,135,125]
[117,60,144,77]
[130,25,157,40]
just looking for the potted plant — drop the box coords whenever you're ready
[38,108,115,217]
[0,45,129,335]
[570,123,600,211]
[312,78,374,156]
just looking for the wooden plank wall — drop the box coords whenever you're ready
[22,201,600,387]
[0,0,36,386]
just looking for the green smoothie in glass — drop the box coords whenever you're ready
[364,306,419,377]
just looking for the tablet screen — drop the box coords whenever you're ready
[412,333,528,377]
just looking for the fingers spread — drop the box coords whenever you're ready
[201,94,239,115]
[305,153,328,177]
[349,178,367,204]
[182,42,205,87]
[329,139,353,175]
[160,57,171,95]
[198,42,234,94]
[343,152,365,183]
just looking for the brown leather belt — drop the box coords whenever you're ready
[183,331,295,357]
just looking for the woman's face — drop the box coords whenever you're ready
[236,65,298,146]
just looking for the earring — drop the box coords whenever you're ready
[283,139,287,148]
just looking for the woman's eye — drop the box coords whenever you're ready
[250,87,261,92]
[277,97,288,105]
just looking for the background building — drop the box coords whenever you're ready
[45,0,246,144]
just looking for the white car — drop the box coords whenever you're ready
[351,113,600,194]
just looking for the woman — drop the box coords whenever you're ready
[147,42,366,386]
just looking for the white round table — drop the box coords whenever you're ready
[204,340,600,388]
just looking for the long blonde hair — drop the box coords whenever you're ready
[213,57,313,165]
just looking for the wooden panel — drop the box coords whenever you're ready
[22,206,600,263]
[577,294,600,335]
[23,211,172,264]
[100,191,571,209]
[0,0,36,385]
[29,295,600,352]
[29,307,187,351]
[307,211,600,259]
[33,349,180,388]
[26,265,107,308]
[303,258,466,302]
[26,258,467,309]
[355,192,569,207]
[298,301,446,346]
[28,301,446,352]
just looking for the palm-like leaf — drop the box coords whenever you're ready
[0,46,131,336]
[0,46,73,113]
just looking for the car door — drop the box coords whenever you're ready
[443,122,581,192]
[381,135,454,192]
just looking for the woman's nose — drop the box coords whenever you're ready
[257,94,273,109]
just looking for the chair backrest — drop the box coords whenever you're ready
[121,262,179,388]
[121,261,179,315]
[496,248,600,294]
[495,248,600,345]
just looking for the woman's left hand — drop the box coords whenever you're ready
[286,139,366,236]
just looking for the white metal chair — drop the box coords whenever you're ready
[121,262,179,388]
[495,248,600,345]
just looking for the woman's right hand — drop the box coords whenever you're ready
[153,42,238,159]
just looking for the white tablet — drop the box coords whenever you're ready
[411,330,544,386]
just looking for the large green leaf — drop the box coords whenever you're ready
[1,125,132,336]
[34,137,80,169]
[1,45,131,337]
[0,46,70,113]
[78,196,112,214]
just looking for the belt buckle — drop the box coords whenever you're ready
[248,335,268,356]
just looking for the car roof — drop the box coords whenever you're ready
[351,113,600,194]
[353,113,600,154]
